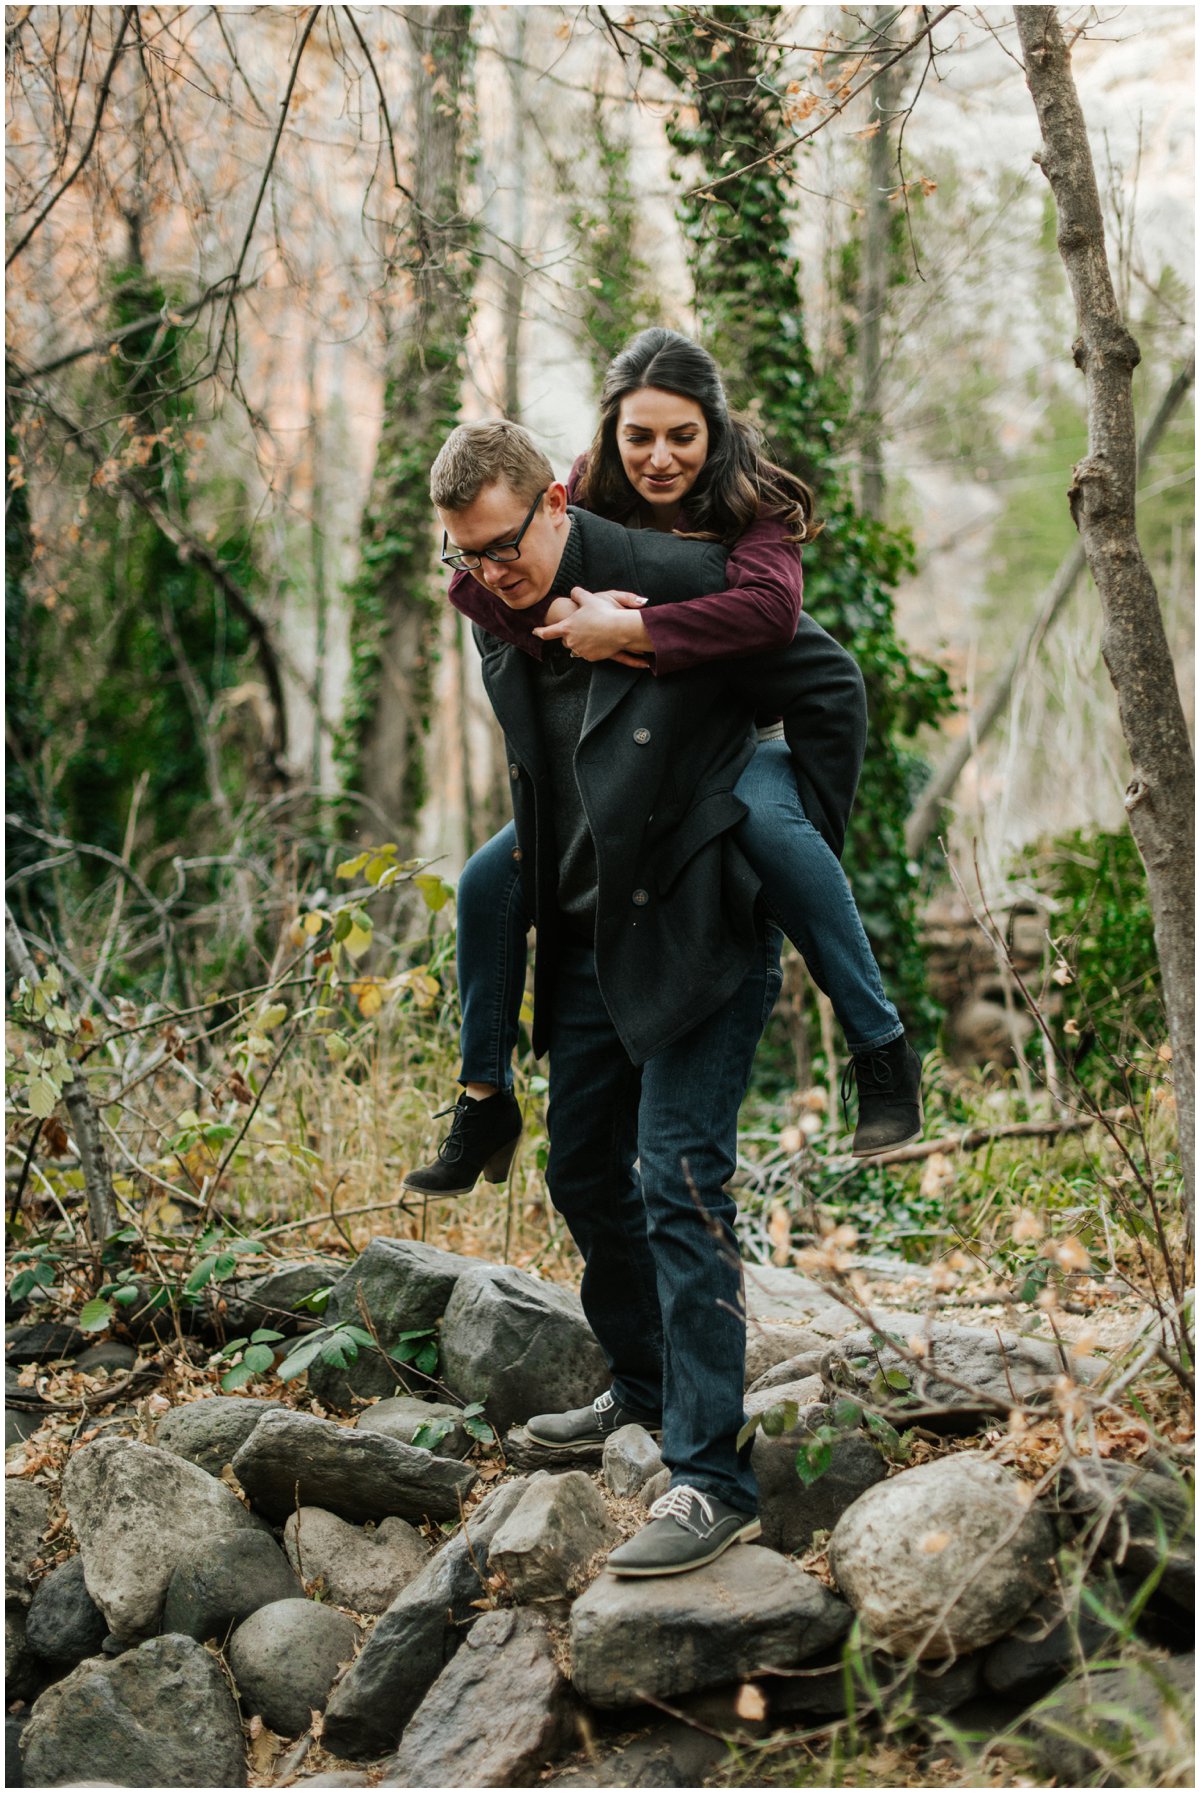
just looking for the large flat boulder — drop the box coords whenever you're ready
[569,1545,851,1707]
[829,1456,1056,1659]
[20,1633,247,1787]
[321,1478,530,1759]
[355,1394,473,1459]
[231,1407,476,1524]
[307,1238,483,1405]
[63,1436,263,1641]
[440,1265,607,1432]
[384,1609,573,1787]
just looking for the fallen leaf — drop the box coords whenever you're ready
[734,1682,766,1721]
[919,1530,950,1554]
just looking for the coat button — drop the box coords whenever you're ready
[511,848,523,863]
[633,727,651,745]
[632,888,649,906]
[509,762,520,780]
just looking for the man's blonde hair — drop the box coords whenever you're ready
[430,420,555,511]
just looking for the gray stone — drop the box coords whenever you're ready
[1058,1459,1194,1610]
[308,1238,482,1405]
[570,1545,852,1706]
[220,1258,343,1337]
[25,1554,107,1667]
[744,1375,827,1416]
[321,1477,531,1759]
[161,1530,302,1642]
[154,1395,283,1478]
[228,1598,359,1737]
[829,1456,1056,1659]
[62,1435,263,1641]
[505,1423,604,1473]
[19,1632,247,1787]
[747,1347,828,1396]
[983,1584,1129,1696]
[5,1478,50,1602]
[602,1426,664,1499]
[5,1320,84,1364]
[545,1721,727,1788]
[750,1400,888,1555]
[743,1267,842,1321]
[1023,1652,1194,1788]
[73,1340,138,1376]
[356,1394,472,1459]
[295,1776,370,1788]
[744,1324,826,1389]
[767,1650,982,1723]
[6,1605,46,1706]
[383,1608,573,1787]
[639,1467,671,1510]
[283,1507,428,1613]
[821,1322,1103,1431]
[488,1470,620,1603]
[231,1406,476,1524]
[440,1266,608,1433]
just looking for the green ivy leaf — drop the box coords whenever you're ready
[78,1296,114,1332]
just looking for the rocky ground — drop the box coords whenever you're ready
[5,1238,1194,1789]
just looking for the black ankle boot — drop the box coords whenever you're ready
[843,1036,923,1156]
[402,1089,523,1197]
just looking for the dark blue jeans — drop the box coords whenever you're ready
[455,741,900,1088]
[545,931,783,1513]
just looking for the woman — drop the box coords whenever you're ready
[405,329,921,1192]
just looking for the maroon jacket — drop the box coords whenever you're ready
[446,454,803,674]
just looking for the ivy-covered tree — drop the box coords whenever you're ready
[339,7,475,845]
[571,96,658,391]
[658,5,954,1021]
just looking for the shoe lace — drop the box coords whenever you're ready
[432,1098,468,1162]
[593,1390,615,1417]
[839,1050,891,1129]
[647,1484,714,1528]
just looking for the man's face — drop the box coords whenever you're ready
[438,479,570,609]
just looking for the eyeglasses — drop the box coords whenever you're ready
[440,490,545,572]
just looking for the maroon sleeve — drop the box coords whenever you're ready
[638,514,804,676]
[446,567,550,657]
[565,452,589,503]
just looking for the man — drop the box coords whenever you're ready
[427,421,862,1576]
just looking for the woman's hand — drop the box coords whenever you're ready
[533,586,653,667]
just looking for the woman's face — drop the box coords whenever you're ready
[616,387,710,512]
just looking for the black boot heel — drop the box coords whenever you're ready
[483,1137,520,1183]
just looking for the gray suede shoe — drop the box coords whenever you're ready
[606,1485,760,1577]
[525,1389,662,1453]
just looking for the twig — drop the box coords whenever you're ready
[825,1106,1131,1169]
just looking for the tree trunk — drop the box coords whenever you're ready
[1015,6,1195,1224]
[348,7,473,844]
[858,50,898,520]
[906,359,1194,858]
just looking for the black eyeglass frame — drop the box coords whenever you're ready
[440,490,546,572]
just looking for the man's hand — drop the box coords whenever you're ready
[533,586,653,667]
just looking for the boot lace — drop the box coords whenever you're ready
[647,1484,714,1530]
[840,1050,887,1128]
[432,1098,468,1163]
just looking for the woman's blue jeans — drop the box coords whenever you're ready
[456,739,901,1089]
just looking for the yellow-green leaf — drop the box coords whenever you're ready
[302,911,326,937]
[27,1076,58,1118]
[258,1004,288,1032]
[336,852,370,880]
[342,922,373,961]
[414,873,453,913]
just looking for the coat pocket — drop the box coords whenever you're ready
[655,789,748,896]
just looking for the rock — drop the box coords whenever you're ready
[767,1649,982,1723]
[356,1394,472,1459]
[161,1530,303,1642]
[488,1470,620,1603]
[19,1632,247,1787]
[220,1259,343,1337]
[545,1719,728,1787]
[749,1400,888,1555]
[321,1477,530,1759]
[154,1395,283,1478]
[295,1776,370,1789]
[570,1545,851,1706]
[744,1375,827,1416]
[744,1324,826,1389]
[983,1581,1130,1696]
[743,1267,841,1321]
[231,1407,477,1524]
[308,1238,482,1405]
[6,1606,47,1706]
[821,1322,1103,1432]
[5,1478,50,1602]
[504,1424,605,1473]
[747,1349,828,1396]
[602,1426,664,1499]
[829,1456,1056,1659]
[5,1320,84,1364]
[383,1608,573,1787]
[228,1598,359,1737]
[283,1507,428,1614]
[6,1713,29,1790]
[440,1266,608,1433]
[1057,1459,1194,1611]
[25,1555,107,1667]
[639,1467,671,1509]
[63,1435,263,1641]
[1023,1652,1194,1788]
[73,1340,139,1375]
